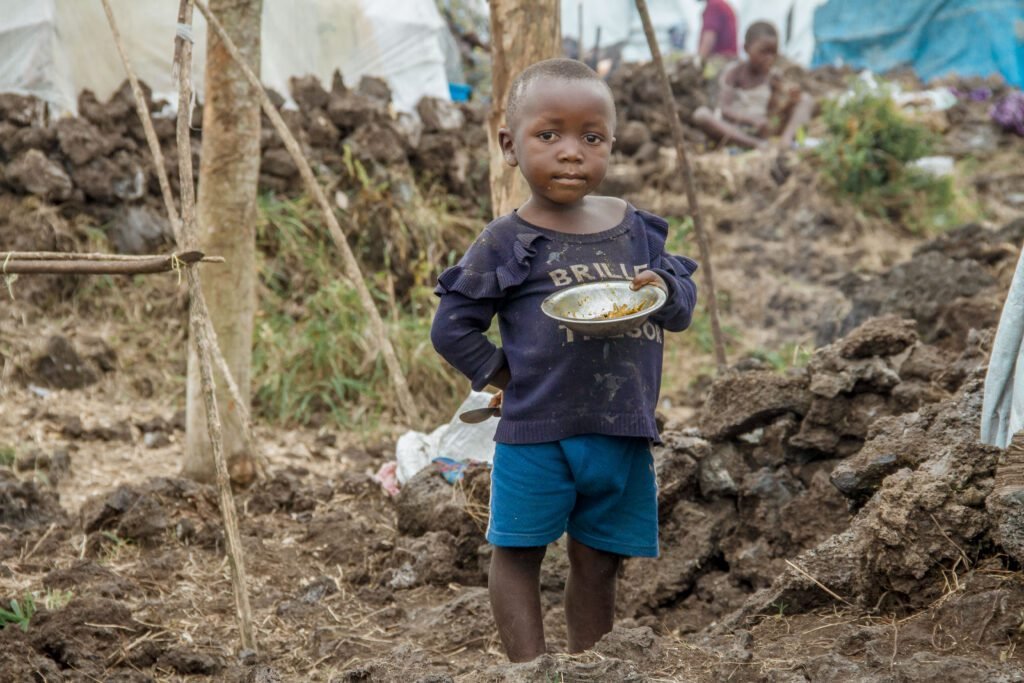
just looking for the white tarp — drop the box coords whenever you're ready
[0,0,452,116]
[0,1,75,115]
[982,246,1024,449]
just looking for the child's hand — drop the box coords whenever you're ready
[631,270,667,293]
[488,391,503,409]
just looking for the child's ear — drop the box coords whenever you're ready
[498,127,518,167]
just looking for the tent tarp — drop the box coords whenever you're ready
[812,0,1024,87]
[0,0,452,115]
[983,246,1024,449]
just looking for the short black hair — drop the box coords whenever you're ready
[505,58,615,129]
[745,21,778,46]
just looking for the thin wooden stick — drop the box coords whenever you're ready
[0,252,209,275]
[101,0,264,482]
[194,0,422,427]
[0,251,222,262]
[635,0,727,370]
[173,0,255,652]
[784,559,854,607]
[101,0,182,247]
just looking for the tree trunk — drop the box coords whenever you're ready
[184,0,262,483]
[487,0,561,218]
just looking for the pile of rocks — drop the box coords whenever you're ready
[0,73,492,254]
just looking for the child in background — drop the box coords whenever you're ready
[693,21,814,149]
[430,58,698,662]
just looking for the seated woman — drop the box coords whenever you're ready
[693,21,814,149]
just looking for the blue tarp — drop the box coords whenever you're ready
[812,0,1024,88]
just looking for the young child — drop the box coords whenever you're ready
[430,58,698,662]
[693,21,814,149]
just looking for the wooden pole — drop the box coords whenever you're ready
[172,0,255,652]
[635,0,728,370]
[101,0,264,485]
[0,251,220,263]
[0,251,216,275]
[194,0,421,427]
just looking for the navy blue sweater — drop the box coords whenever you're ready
[431,205,698,444]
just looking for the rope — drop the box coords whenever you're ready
[175,22,195,43]
[170,252,184,285]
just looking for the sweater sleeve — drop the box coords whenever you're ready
[431,290,506,391]
[430,225,540,390]
[638,210,700,332]
[650,253,699,331]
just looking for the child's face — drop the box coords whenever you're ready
[499,78,616,207]
[746,37,778,74]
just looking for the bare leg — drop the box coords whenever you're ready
[780,93,815,148]
[489,545,547,662]
[565,536,622,653]
[693,105,767,149]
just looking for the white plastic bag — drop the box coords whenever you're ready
[395,391,497,484]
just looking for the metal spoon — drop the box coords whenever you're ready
[458,407,501,424]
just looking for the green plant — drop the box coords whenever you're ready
[815,82,955,232]
[0,445,15,468]
[0,594,36,631]
[0,590,73,632]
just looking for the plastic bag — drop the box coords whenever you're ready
[394,391,497,485]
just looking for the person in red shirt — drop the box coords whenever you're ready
[697,0,738,60]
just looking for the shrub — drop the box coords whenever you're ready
[815,83,954,232]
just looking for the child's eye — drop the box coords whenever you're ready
[583,134,603,144]
[538,132,557,141]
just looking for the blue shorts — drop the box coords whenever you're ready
[487,434,658,557]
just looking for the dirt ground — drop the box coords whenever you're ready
[3,66,1024,681]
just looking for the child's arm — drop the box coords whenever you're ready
[430,291,508,391]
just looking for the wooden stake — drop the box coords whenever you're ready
[101,0,182,246]
[0,251,214,275]
[0,251,218,262]
[194,0,421,427]
[172,0,255,652]
[101,0,264,483]
[635,0,728,370]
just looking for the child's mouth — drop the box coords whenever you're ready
[552,175,586,185]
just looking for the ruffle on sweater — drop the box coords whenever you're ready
[434,232,544,299]
[637,209,699,276]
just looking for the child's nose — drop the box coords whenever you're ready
[557,140,583,161]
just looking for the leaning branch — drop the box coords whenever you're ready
[635,0,728,370]
[194,0,422,427]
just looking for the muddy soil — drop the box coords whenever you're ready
[3,294,1024,681]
